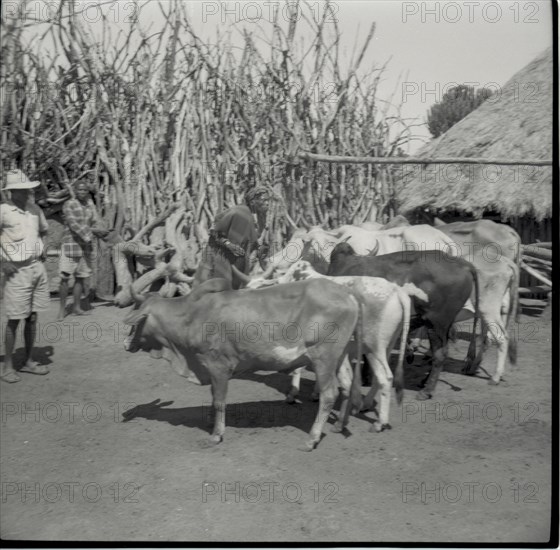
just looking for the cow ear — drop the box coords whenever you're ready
[124,310,148,326]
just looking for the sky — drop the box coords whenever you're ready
[12,0,554,152]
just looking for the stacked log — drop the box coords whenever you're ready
[521,243,552,290]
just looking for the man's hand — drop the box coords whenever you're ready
[92,228,109,239]
[1,260,19,278]
[84,241,94,255]
[257,242,270,260]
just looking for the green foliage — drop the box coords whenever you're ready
[427,85,492,138]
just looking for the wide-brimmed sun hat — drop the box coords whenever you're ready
[3,169,40,190]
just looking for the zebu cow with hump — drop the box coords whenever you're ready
[246,260,429,431]
[407,218,521,383]
[457,251,519,384]
[328,243,480,400]
[299,224,461,264]
[434,218,522,264]
[124,277,363,450]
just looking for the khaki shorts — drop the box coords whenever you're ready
[2,261,50,320]
[59,247,92,279]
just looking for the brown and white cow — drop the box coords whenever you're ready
[123,278,363,451]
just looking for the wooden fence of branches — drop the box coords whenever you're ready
[1,0,415,303]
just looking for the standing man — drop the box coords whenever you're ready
[193,186,271,290]
[1,170,50,383]
[57,181,108,321]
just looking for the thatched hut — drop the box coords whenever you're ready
[398,46,553,258]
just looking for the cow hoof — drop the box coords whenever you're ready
[416,389,432,401]
[198,435,223,448]
[369,422,391,433]
[285,394,297,404]
[488,378,500,385]
[463,360,481,376]
[298,440,317,452]
[331,422,344,433]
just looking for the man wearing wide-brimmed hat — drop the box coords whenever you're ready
[0,169,50,383]
[192,185,272,291]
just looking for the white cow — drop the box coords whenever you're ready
[247,260,428,432]
[462,253,519,384]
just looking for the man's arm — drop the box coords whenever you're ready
[38,208,49,238]
[63,200,93,243]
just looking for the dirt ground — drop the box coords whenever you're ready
[0,297,553,543]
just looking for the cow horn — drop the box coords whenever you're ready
[371,240,379,255]
[300,217,311,230]
[261,259,277,279]
[231,265,252,285]
[130,284,148,304]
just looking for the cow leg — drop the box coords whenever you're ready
[301,370,338,451]
[361,372,380,412]
[286,367,302,404]
[417,328,447,401]
[311,380,320,402]
[463,318,487,375]
[332,357,354,433]
[208,373,230,445]
[487,318,508,385]
[287,368,320,403]
[366,352,393,433]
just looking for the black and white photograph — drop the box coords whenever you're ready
[0,0,556,544]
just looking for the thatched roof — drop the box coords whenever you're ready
[399,47,553,221]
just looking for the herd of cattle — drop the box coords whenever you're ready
[123,218,521,451]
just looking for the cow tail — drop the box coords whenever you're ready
[342,300,363,429]
[466,266,480,363]
[514,239,522,321]
[508,261,519,365]
[394,288,411,405]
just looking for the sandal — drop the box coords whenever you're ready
[19,363,50,376]
[0,370,21,383]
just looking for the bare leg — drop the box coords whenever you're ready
[82,277,92,310]
[57,277,69,321]
[1,320,21,382]
[23,313,37,367]
[72,278,84,314]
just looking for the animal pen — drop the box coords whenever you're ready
[0,1,552,305]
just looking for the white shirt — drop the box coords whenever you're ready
[0,202,48,262]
